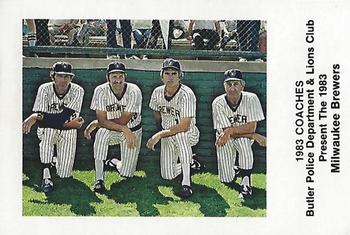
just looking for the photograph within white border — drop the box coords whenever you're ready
[1,0,350,234]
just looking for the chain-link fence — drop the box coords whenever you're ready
[23,19,266,60]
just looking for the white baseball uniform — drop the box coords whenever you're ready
[32,82,84,178]
[212,91,264,183]
[149,84,199,180]
[90,82,142,177]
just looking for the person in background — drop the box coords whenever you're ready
[106,20,132,58]
[48,19,80,46]
[187,20,220,50]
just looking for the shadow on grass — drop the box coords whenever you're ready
[106,175,172,216]
[178,180,230,217]
[23,159,102,216]
[104,160,230,217]
[229,182,266,210]
[242,186,266,210]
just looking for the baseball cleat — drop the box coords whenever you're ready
[41,178,54,194]
[180,185,193,199]
[230,166,240,182]
[239,185,252,201]
[190,154,205,172]
[50,156,57,169]
[105,159,120,174]
[93,180,106,193]
[233,165,240,176]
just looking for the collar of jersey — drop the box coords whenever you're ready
[164,84,181,102]
[225,93,242,112]
[53,83,71,100]
[109,83,128,101]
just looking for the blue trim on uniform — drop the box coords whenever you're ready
[130,123,142,132]
[164,83,182,102]
[53,83,71,100]
[109,83,128,101]
[224,93,242,112]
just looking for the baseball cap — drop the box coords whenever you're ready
[107,61,126,74]
[52,62,74,76]
[224,69,243,82]
[162,58,181,71]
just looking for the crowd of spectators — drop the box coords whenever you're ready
[23,19,266,59]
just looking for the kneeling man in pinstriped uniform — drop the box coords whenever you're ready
[212,69,266,201]
[146,58,203,199]
[22,62,85,195]
[86,61,142,193]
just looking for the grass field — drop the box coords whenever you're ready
[23,157,266,217]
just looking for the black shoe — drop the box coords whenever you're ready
[93,180,106,193]
[105,159,120,174]
[41,178,54,194]
[50,156,57,169]
[239,185,252,201]
[190,154,205,172]
[233,165,240,176]
[180,185,193,199]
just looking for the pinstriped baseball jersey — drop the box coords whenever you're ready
[149,83,199,178]
[212,91,264,182]
[32,81,84,178]
[212,91,264,131]
[149,84,197,130]
[90,82,142,129]
[91,82,142,177]
[33,82,84,115]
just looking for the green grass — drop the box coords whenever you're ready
[23,158,266,217]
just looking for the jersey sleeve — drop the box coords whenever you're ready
[124,87,142,114]
[32,84,48,112]
[90,86,106,111]
[212,99,231,130]
[65,86,84,113]
[247,94,265,122]
[180,90,196,118]
[149,89,160,111]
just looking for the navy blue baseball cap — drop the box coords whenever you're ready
[52,62,74,76]
[224,69,243,83]
[162,58,181,71]
[107,61,126,74]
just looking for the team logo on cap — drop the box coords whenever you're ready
[162,58,181,71]
[52,62,74,76]
[107,62,126,74]
[224,69,242,80]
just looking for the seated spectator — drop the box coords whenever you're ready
[48,19,80,46]
[131,20,152,48]
[219,20,237,50]
[171,20,188,40]
[188,20,220,50]
[76,19,107,46]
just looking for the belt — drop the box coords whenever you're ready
[130,123,142,132]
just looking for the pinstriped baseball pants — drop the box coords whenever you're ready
[160,126,199,180]
[216,137,254,183]
[93,128,142,177]
[37,127,77,178]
